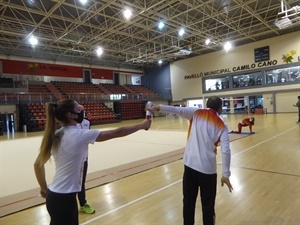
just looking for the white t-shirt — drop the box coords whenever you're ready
[76,119,90,161]
[159,105,231,178]
[79,119,90,130]
[49,125,100,193]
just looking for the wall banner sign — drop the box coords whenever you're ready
[184,60,278,80]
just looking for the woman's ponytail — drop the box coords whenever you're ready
[37,103,57,165]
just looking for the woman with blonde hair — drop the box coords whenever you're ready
[34,99,151,225]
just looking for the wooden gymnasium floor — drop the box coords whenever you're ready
[0,113,299,225]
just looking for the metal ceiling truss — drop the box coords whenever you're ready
[0,0,299,70]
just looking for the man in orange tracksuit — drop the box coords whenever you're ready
[233,117,255,134]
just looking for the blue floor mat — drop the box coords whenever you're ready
[230,131,255,134]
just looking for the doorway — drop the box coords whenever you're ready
[0,113,15,133]
[113,72,120,85]
[83,69,92,83]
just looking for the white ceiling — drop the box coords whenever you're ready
[0,0,299,70]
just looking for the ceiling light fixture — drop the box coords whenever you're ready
[178,28,185,36]
[79,0,88,4]
[96,47,103,56]
[224,42,232,51]
[27,0,35,5]
[123,9,132,20]
[205,39,211,45]
[29,36,38,46]
[158,22,165,29]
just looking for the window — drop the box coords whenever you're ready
[204,76,229,91]
[110,94,125,100]
[266,66,300,84]
[202,64,299,94]
[233,72,262,88]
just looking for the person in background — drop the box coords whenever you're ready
[232,117,255,134]
[87,112,93,122]
[293,96,300,123]
[146,96,233,225]
[34,99,151,225]
[76,116,95,214]
[244,105,249,114]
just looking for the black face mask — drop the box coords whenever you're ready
[72,111,84,123]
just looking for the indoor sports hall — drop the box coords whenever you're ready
[0,113,299,224]
[0,0,300,225]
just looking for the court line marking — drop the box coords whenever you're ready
[82,125,298,224]
[80,180,182,225]
[231,166,300,177]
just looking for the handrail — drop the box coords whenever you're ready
[0,92,163,104]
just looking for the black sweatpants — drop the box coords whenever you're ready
[46,189,78,225]
[77,159,88,207]
[183,165,217,225]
